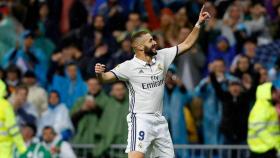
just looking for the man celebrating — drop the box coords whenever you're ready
[95,5,210,158]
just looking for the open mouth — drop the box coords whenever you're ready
[152,45,157,52]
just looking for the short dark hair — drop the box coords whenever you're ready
[112,81,126,87]
[131,30,150,45]
[16,85,29,94]
[43,126,56,134]
[49,90,60,99]
[214,58,225,64]
[23,123,37,136]
[6,64,21,78]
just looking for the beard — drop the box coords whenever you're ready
[144,45,157,56]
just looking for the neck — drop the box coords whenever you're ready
[135,51,153,64]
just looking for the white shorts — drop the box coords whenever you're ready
[125,113,175,158]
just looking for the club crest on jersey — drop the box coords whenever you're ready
[157,63,163,70]
[138,142,143,149]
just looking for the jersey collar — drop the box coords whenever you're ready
[133,56,157,66]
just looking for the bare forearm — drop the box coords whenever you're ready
[96,72,117,84]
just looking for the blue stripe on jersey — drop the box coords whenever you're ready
[130,113,136,151]
[126,82,135,113]
[130,114,134,151]
[132,113,136,151]
[109,70,120,80]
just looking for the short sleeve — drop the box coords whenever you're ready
[110,61,129,81]
[157,46,178,69]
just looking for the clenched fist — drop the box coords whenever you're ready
[95,63,106,74]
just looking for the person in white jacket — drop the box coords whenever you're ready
[38,90,74,140]
[22,70,48,117]
[42,126,76,158]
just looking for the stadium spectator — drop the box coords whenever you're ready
[107,37,134,70]
[246,2,271,45]
[163,65,192,157]
[157,8,177,47]
[42,126,76,158]
[231,55,254,80]
[176,27,205,89]
[268,57,280,87]
[0,79,27,158]
[194,59,237,144]
[221,3,246,46]
[93,81,129,157]
[259,67,269,84]
[2,30,48,86]
[0,4,21,61]
[128,12,143,31]
[175,7,193,29]
[208,36,236,71]
[70,77,108,143]
[38,90,74,141]
[199,1,222,54]
[231,38,257,71]
[210,71,258,145]
[14,123,51,158]
[10,85,38,126]
[248,83,280,158]
[5,64,21,95]
[71,95,102,156]
[22,71,48,117]
[97,0,126,32]
[34,2,56,60]
[49,63,87,109]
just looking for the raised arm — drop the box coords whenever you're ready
[178,5,211,55]
[95,63,118,83]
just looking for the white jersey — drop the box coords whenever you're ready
[111,46,178,114]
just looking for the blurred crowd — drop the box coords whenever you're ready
[1,0,280,157]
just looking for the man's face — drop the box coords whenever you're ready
[43,128,55,143]
[24,37,34,48]
[213,60,226,74]
[244,42,256,58]
[49,92,59,105]
[229,84,241,97]
[165,71,176,89]
[178,28,191,43]
[217,40,229,52]
[238,57,249,72]
[66,65,77,80]
[94,16,105,31]
[229,5,241,20]
[16,89,28,104]
[111,83,126,101]
[7,71,18,81]
[21,126,34,142]
[87,78,101,95]
[259,68,268,83]
[122,40,132,53]
[142,33,158,56]
[22,77,36,86]
[129,13,141,28]
[272,89,280,104]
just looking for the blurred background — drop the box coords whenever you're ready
[0,0,280,157]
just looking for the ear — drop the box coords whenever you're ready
[133,45,144,51]
[138,45,144,51]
